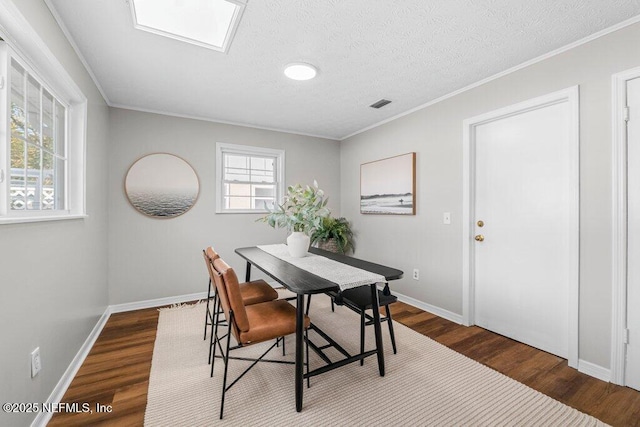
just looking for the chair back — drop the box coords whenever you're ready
[213,258,251,333]
[205,247,220,263]
[203,247,220,288]
[203,251,238,335]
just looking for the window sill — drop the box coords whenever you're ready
[0,214,88,225]
[215,210,269,214]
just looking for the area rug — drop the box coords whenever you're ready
[144,291,606,426]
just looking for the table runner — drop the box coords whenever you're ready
[257,244,387,291]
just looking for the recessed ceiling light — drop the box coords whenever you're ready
[130,0,246,53]
[284,63,318,81]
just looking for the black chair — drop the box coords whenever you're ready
[316,285,398,363]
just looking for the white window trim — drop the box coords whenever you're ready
[216,142,285,214]
[0,1,87,224]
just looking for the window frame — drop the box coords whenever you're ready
[215,142,285,214]
[0,11,87,224]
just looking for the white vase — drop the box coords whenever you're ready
[287,232,310,257]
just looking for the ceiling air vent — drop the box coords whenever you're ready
[370,99,392,109]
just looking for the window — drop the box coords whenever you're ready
[0,38,86,223]
[8,59,67,211]
[216,143,285,213]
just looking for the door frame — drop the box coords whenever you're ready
[611,66,640,385]
[461,86,580,369]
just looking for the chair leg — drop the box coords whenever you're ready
[282,336,286,356]
[210,298,221,374]
[204,278,212,340]
[209,297,218,364]
[208,303,218,364]
[331,297,335,312]
[305,328,310,388]
[220,324,232,420]
[305,294,312,315]
[386,304,397,354]
[208,293,220,363]
[360,309,365,366]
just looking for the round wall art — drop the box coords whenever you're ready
[125,153,199,218]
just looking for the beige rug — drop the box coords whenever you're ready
[144,292,606,426]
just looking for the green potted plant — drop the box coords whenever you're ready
[311,216,355,254]
[258,181,330,257]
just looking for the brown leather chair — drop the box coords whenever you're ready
[202,247,278,363]
[210,258,310,419]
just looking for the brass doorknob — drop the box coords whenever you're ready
[477,220,484,227]
[475,234,484,242]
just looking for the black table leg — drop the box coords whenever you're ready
[370,283,385,376]
[295,293,304,411]
[245,262,252,282]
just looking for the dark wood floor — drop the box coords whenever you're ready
[49,301,640,426]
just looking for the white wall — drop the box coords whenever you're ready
[340,22,640,369]
[0,1,110,426]
[2,6,636,421]
[108,108,341,305]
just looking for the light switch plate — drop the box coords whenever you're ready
[31,347,41,377]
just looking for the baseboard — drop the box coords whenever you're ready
[109,291,209,313]
[29,287,611,427]
[31,307,111,427]
[272,282,463,325]
[393,294,610,383]
[578,359,611,382]
[392,291,463,325]
[31,291,210,425]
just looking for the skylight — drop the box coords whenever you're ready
[130,0,246,53]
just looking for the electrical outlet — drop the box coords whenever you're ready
[443,212,451,225]
[31,347,41,378]
[413,269,419,280]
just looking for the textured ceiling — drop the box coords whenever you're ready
[46,0,640,140]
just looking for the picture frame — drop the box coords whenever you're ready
[360,152,416,215]
[125,153,200,218]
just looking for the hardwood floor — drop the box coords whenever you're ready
[50,301,640,426]
[391,303,640,427]
[49,308,159,427]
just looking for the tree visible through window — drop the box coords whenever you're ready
[0,25,85,223]
[9,59,67,211]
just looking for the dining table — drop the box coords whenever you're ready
[235,245,403,412]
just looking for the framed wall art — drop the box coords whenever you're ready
[125,153,199,218]
[360,152,416,215]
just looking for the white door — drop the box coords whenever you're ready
[472,98,576,359]
[626,77,640,391]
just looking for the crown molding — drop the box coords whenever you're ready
[340,14,640,141]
